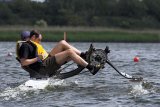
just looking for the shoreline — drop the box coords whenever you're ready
[0,26,160,42]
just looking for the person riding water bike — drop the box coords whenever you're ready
[18,30,100,79]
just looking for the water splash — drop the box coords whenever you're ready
[23,79,50,90]
[0,86,38,101]
[0,80,45,101]
[0,78,79,101]
[46,79,79,90]
[49,79,65,86]
[130,81,149,97]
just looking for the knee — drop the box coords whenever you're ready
[66,49,74,55]
[59,40,67,46]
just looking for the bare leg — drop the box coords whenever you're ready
[49,40,81,56]
[55,49,88,67]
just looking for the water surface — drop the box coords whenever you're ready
[0,42,159,107]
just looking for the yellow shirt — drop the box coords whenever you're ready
[31,41,48,60]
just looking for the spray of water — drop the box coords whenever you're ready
[0,78,79,100]
[130,81,149,97]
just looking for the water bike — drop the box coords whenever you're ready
[42,43,143,80]
[16,42,143,89]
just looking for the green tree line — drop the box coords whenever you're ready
[1,0,160,29]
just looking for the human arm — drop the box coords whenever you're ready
[20,57,39,66]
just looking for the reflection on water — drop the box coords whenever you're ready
[0,42,160,107]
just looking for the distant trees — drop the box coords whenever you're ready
[0,0,160,28]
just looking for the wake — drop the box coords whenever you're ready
[0,78,78,101]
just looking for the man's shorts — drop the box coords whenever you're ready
[39,56,61,77]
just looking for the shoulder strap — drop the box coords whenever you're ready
[16,41,27,61]
[16,40,37,59]
[27,41,37,54]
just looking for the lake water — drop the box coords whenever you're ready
[0,42,159,107]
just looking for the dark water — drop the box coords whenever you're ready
[0,42,160,107]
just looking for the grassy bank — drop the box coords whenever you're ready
[0,26,160,42]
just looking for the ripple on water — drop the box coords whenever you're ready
[0,42,160,107]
